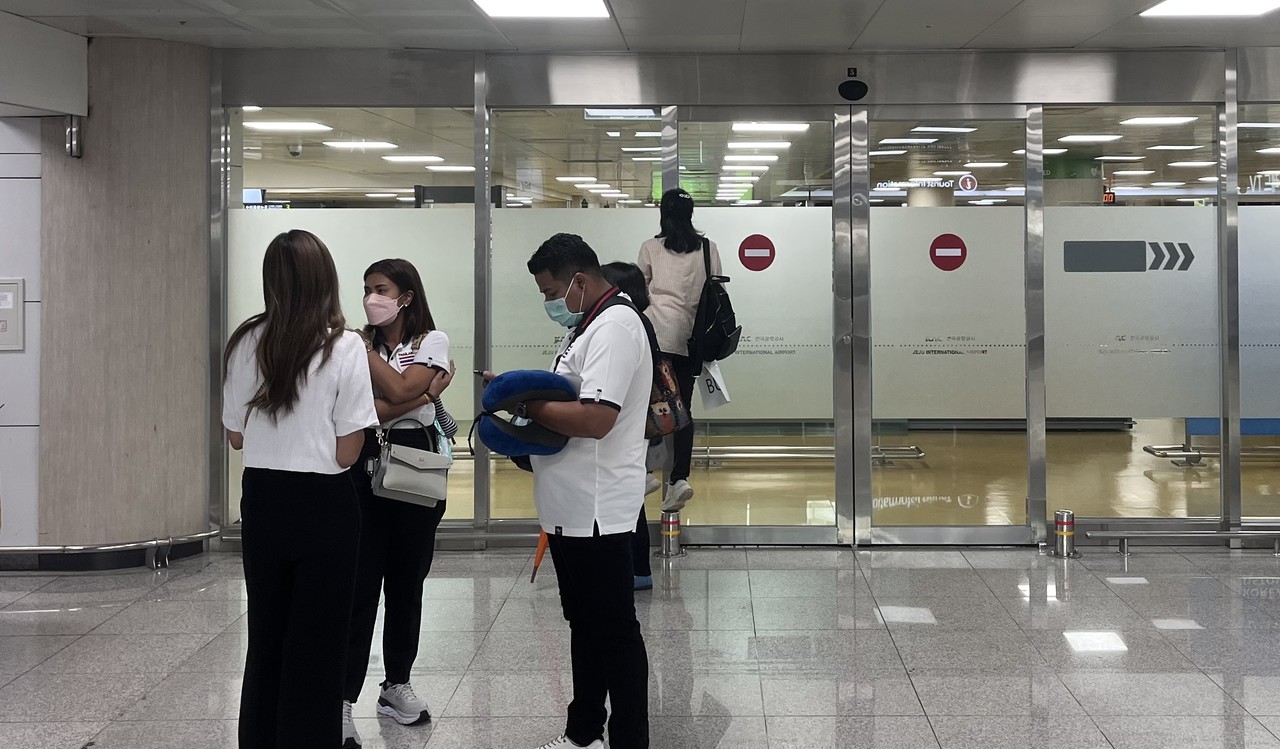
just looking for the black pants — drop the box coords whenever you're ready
[632,508,651,577]
[239,468,360,749]
[666,353,699,483]
[548,530,649,749]
[344,430,447,702]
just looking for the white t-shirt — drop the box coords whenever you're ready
[530,303,653,537]
[222,328,378,475]
[375,330,449,429]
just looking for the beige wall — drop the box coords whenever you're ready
[40,38,210,545]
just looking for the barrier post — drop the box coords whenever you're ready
[1049,509,1081,559]
[655,511,686,558]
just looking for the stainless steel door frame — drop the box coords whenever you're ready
[852,106,1045,547]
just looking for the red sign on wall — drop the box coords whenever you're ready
[739,234,775,272]
[929,233,967,272]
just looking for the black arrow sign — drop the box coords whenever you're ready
[1066,240,1196,273]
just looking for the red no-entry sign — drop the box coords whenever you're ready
[739,234,775,272]
[929,233,967,272]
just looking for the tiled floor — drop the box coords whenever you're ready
[5,546,1280,748]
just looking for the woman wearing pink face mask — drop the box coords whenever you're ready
[341,258,454,748]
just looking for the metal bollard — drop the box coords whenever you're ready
[1048,509,1082,559]
[655,511,686,558]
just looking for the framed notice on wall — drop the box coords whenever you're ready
[0,279,24,352]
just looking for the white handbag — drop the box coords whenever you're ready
[369,419,452,507]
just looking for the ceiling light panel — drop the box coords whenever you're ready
[1141,0,1280,16]
[1169,161,1217,167]
[244,121,331,132]
[1059,134,1123,142]
[1113,170,1156,175]
[1148,145,1204,150]
[880,138,938,145]
[584,108,657,120]
[1096,156,1145,161]
[1121,116,1199,125]
[426,165,475,172]
[965,162,1009,168]
[727,142,792,149]
[324,141,397,149]
[383,155,442,162]
[724,155,780,162]
[912,126,977,133]
[732,122,810,132]
[478,0,610,18]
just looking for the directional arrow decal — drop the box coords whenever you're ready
[1065,240,1197,273]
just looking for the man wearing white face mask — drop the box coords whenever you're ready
[515,234,652,749]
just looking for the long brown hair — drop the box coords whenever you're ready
[224,230,346,420]
[363,258,436,345]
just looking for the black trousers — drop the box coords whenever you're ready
[239,468,360,749]
[632,508,651,577]
[666,353,699,483]
[344,431,447,702]
[548,530,649,749]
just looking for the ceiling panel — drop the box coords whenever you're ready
[612,0,743,36]
[853,0,1025,50]
[489,19,626,51]
[966,16,1120,49]
[625,33,741,51]
[741,0,882,51]
[26,15,141,35]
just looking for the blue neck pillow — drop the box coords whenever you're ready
[474,370,578,457]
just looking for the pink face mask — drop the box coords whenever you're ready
[363,294,404,327]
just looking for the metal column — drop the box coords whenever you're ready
[1025,105,1048,545]
[207,51,229,535]
[1219,50,1242,533]
[473,51,493,542]
[661,105,679,194]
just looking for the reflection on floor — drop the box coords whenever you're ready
[441,418,1280,526]
[11,546,1280,748]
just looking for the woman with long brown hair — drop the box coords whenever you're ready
[342,258,454,748]
[222,229,378,748]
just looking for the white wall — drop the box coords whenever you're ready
[0,13,86,116]
[0,118,40,545]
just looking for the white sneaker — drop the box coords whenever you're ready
[534,737,605,749]
[645,473,661,496]
[662,479,694,513]
[376,681,431,726]
[342,700,361,748]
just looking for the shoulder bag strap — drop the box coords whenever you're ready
[702,236,712,279]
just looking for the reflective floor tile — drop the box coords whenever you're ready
[422,717,577,749]
[467,630,572,672]
[0,672,160,721]
[766,716,940,749]
[856,551,971,570]
[1164,629,1280,672]
[928,715,1112,749]
[999,596,1153,634]
[4,571,174,605]
[890,629,1044,671]
[0,576,55,606]
[1207,672,1280,715]
[34,633,214,674]
[351,673,464,719]
[862,570,996,599]
[746,549,858,570]
[400,630,488,672]
[960,551,1066,570]
[430,553,533,577]
[375,598,505,633]
[424,576,519,600]
[646,630,759,674]
[443,670,573,717]
[760,669,923,716]
[0,603,126,635]
[1026,629,1199,672]
[750,630,905,673]
[874,596,1019,630]
[174,632,247,673]
[753,597,842,631]
[977,567,1117,600]
[650,715,768,749]
[1123,596,1280,630]
[0,635,77,674]
[643,569,752,599]
[90,600,248,635]
[1096,715,1280,748]
[638,597,755,631]
[836,597,888,630]
[1103,575,1234,602]
[649,671,764,716]
[117,671,243,720]
[352,717,435,749]
[490,598,569,631]
[1059,671,1241,715]
[749,570,843,599]
[908,669,1084,716]
[86,719,238,749]
[0,721,107,749]
[151,573,248,602]
[1079,551,1206,575]
[663,549,749,570]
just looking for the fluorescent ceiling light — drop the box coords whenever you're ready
[1148,145,1204,150]
[1257,147,1280,154]
[477,0,609,18]
[365,193,397,198]
[397,197,415,203]
[870,150,907,156]
[1177,198,1210,202]
[727,141,792,149]
[325,141,397,149]
[1199,176,1220,181]
[880,138,937,144]
[870,198,885,203]
[1105,576,1150,584]
[1152,181,1187,186]
[1121,116,1199,125]
[733,122,810,133]
[933,171,973,176]
[1241,122,1280,128]
[426,165,475,172]
[1064,631,1128,653]
[726,165,770,172]
[606,131,620,137]
[1170,160,1216,167]
[908,177,938,183]
[602,193,629,198]
[965,162,1008,168]
[734,199,763,205]
[1112,185,1145,191]
[244,121,331,132]
[632,157,662,162]
[588,187,616,193]
[382,155,443,163]
[582,183,611,190]
[1006,186,1027,192]
[1113,170,1156,175]
[1141,0,1280,16]
[969,199,1008,204]
[241,105,262,112]
[1059,134,1123,142]
[1096,156,1145,161]
[618,199,643,204]
[634,131,662,137]
[724,154,779,162]
[584,108,658,120]
[720,176,760,182]
[911,126,977,133]
[556,176,597,182]
[621,147,662,153]
[1013,148,1068,155]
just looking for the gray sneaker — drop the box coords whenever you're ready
[662,479,694,513]
[342,700,361,748]
[377,681,431,726]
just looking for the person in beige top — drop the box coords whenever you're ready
[637,188,723,513]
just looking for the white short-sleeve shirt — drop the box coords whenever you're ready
[376,330,449,429]
[222,328,378,475]
[530,303,653,537]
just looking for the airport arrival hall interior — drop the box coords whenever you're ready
[10,0,1280,747]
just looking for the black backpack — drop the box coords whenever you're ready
[688,238,741,363]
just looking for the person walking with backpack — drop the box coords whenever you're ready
[638,188,723,513]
